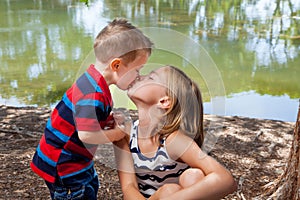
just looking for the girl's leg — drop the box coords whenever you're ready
[151,183,182,199]
[150,168,204,199]
[179,168,205,188]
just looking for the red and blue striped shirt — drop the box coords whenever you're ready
[30,65,113,183]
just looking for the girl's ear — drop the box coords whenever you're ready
[158,96,171,109]
[110,58,121,71]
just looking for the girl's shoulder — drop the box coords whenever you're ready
[165,130,196,158]
[165,130,192,144]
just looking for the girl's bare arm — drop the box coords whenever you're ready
[113,138,145,200]
[164,131,237,200]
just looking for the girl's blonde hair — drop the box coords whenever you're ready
[158,66,204,147]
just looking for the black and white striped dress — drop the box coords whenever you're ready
[129,120,189,198]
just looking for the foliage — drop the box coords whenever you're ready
[80,0,89,6]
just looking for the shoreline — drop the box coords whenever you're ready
[1,104,296,123]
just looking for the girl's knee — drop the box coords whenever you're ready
[179,168,205,188]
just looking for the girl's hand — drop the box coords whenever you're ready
[113,108,132,134]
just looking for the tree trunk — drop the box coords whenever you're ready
[264,101,300,199]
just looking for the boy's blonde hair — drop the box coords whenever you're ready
[94,18,153,65]
[158,66,204,147]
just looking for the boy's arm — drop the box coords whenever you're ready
[78,110,130,145]
[164,131,237,200]
[113,138,145,200]
[78,128,126,144]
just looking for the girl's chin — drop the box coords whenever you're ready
[127,91,136,100]
[127,86,137,96]
[127,89,132,96]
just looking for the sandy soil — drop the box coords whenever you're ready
[0,105,295,199]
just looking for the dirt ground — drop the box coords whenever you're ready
[0,105,295,200]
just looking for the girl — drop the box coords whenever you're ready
[114,65,237,200]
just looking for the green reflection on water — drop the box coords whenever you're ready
[0,0,299,119]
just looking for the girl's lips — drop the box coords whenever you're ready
[127,82,136,91]
[127,81,135,90]
[127,78,141,90]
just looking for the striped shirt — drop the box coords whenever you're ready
[30,64,113,183]
[129,121,189,198]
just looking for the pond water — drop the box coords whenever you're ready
[0,0,299,122]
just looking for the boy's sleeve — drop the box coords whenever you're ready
[74,93,111,131]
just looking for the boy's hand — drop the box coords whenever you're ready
[113,108,132,135]
[112,126,127,141]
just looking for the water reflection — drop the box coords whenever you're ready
[67,0,109,38]
[204,91,299,122]
[0,0,94,106]
[0,0,299,121]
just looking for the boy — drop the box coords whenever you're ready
[30,18,153,200]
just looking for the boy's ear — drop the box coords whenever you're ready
[110,58,121,71]
[158,96,171,109]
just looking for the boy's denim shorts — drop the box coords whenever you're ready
[45,166,99,200]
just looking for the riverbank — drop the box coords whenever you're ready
[0,105,295,199]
